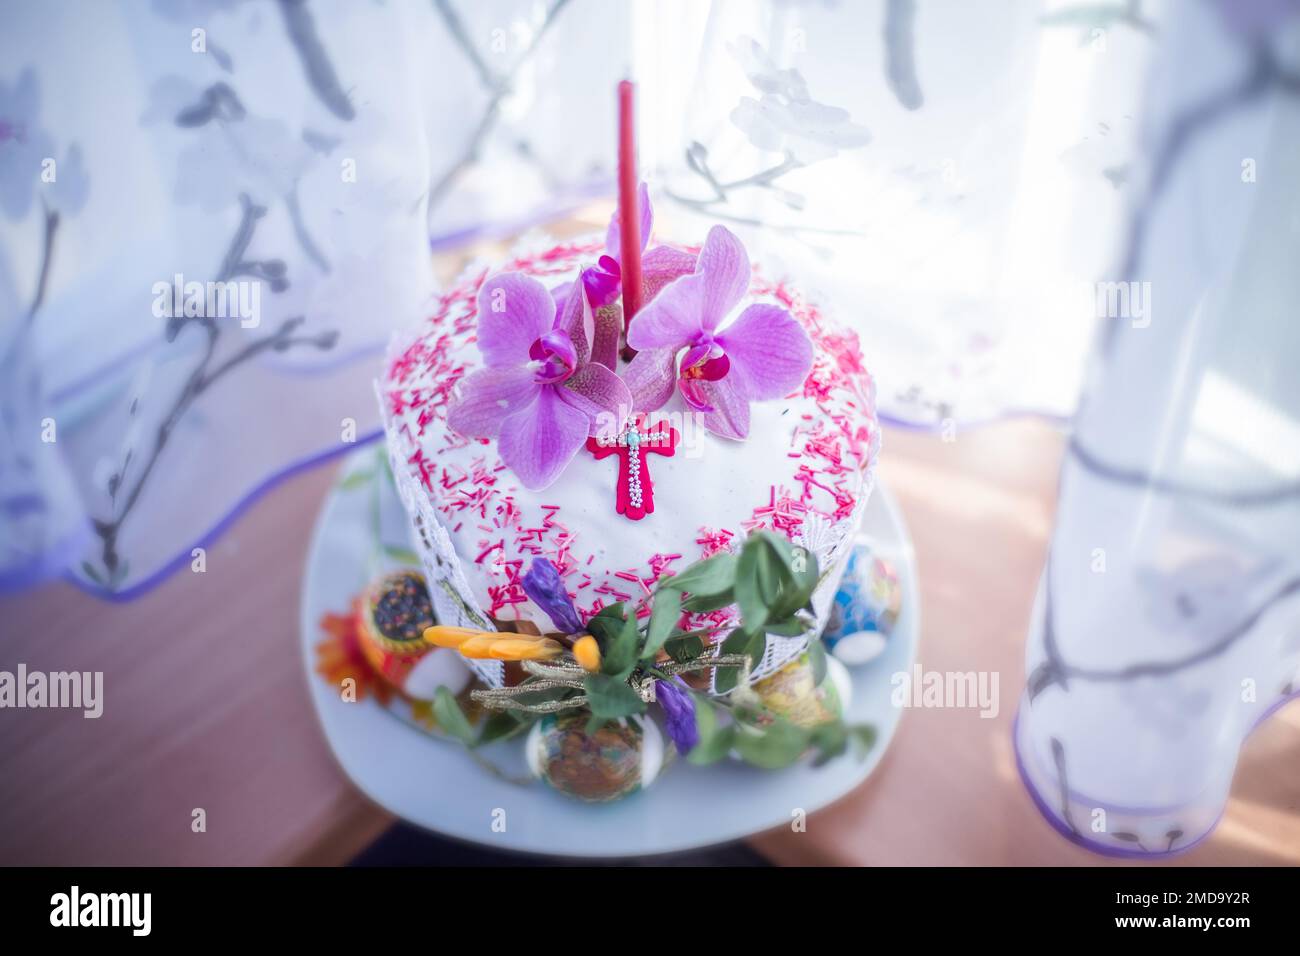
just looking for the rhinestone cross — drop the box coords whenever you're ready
[585,417,679,521]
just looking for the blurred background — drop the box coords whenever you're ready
[1,0,1297,865]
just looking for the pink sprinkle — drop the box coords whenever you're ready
[475,541,504,564]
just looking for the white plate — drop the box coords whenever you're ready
[299,448,920,858]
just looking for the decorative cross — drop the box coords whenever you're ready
[585,417,679,521]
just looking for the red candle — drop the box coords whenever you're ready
[617,80,643,330]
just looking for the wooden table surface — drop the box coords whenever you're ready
[3,417,1296,866]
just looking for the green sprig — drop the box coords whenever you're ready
[446,530,873,770]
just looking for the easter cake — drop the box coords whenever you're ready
[360,72,886,799]
[318,77,894,803]
[379,186,881,696]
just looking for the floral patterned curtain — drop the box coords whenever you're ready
[2,0,1165,598]
[0,0,627,596]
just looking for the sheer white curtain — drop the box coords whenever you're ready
[638,0,1158,429]
[1,0,1164,596]
[0,0,628,596]
[1016,0,1300,856]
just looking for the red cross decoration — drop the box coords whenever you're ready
[585,417,679,521]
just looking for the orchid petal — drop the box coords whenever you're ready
[681,342,726,375]
[628,226,750,349]
[690,373,751,440]
[550,280,575,324]
[716,303,813,399]
[581,259,622,310]
[678,375,713,413]
[475,273,554,368]
[555,271,594,368]
[558,362,632,437]
[640,245,697,302]
[591,303,622,370]
[446,366,541,439]
[622,347,678,413]
[605,181,654,260]
[529,329,578,384]
[498,386,590,490]
[625,271,708,349]
[692,225,752,331]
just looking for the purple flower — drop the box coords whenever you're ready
[520,557,583,634]
[624,225,814,439]
[576,184,697,369]
[447,272,632,490]
[656,678,699,754]
[581,182,655,310]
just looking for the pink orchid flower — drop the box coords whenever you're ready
[624,225,813,439]
[566,183,697,369]
[580,182,656,310]
[447,272,632,490]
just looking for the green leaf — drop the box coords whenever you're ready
[713,627,764,695]
[807,638,829,686]
[755,540,785,602]
[592,601,627,621]
[850,724,878,757]
[660,552,737,597]
[585,602,626,646]
[433,687,476,746]
[733,718,810,770]
[600,611,640,678]
[664,633,706,664]
[718,624,755,657]
[476,711,530,746]
[733,537,770,634]
[754,531,819,622]
[808,719,848,766]
[583,673,646,720]
[762,618,810,637]
[642,588,680,662]
[745,630,767,672]
[681,587,735,613]
[687,699,735,765]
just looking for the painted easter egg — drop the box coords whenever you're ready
[752,651,850,728]
[831,631,888,667]
[356,570,468,700]
[526,712,665,802]
[822,546,902,665]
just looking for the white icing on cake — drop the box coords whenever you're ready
[380,236,879,687]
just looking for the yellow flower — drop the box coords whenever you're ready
[572,635,602,672]
[423,625,489,648]
[488,638,564,661]
[458,634,500,659]
[445,630,564,661]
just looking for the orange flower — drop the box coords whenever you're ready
[572,635,602,672]
[488,638,564,661]
[423,625,489,648]
[316,601,392,704]
[458,634,499,659]
[451,632,564,661]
